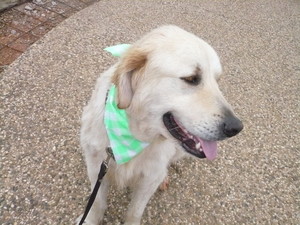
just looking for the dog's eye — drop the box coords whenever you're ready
[181,75,201,86]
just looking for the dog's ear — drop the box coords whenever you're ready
[113,47,147,109]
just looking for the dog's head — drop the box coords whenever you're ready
[112,25,243,160]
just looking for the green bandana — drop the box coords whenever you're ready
[104,44,131,57]
[104,85,149,164]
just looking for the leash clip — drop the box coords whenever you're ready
[105,147,114,163]
[98,147,114,182]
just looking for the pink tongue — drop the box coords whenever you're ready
[199,139,217,160]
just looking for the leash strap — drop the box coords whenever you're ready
[78,147,113,225]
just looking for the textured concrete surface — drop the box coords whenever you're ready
[1,0,299,224]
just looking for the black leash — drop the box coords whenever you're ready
[78,147,114,225]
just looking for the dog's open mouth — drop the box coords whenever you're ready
[163,112,217,160]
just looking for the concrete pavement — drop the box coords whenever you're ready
[1,0,299,224]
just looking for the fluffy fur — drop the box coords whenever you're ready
[77,25,242,225]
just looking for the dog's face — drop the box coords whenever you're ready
[113,26,243,160]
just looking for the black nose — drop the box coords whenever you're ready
[222,115,243,137]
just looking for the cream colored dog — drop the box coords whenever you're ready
[78,25,243,225]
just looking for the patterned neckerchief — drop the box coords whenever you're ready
[104,85,149,164]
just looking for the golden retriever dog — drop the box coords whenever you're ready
[78,25,243,225]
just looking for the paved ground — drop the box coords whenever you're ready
[1,0,299,224]
[0,0,100,72]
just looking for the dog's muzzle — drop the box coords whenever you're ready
[163,112,218,160]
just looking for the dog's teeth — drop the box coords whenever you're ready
[200,145,203,151]
[195,142,201,150]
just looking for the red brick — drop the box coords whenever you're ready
[30,23,54,37]
[0,47,22,66]
[0,26,24,45]
[15,2,60,23]
[0,9,14,26]
[61,8,79,18]
[8,10,42,33]
[45,14,65,27]
[8,33,39,52]
[42,0,72,15]
[57,0,86,10]
[79,0,98,4]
